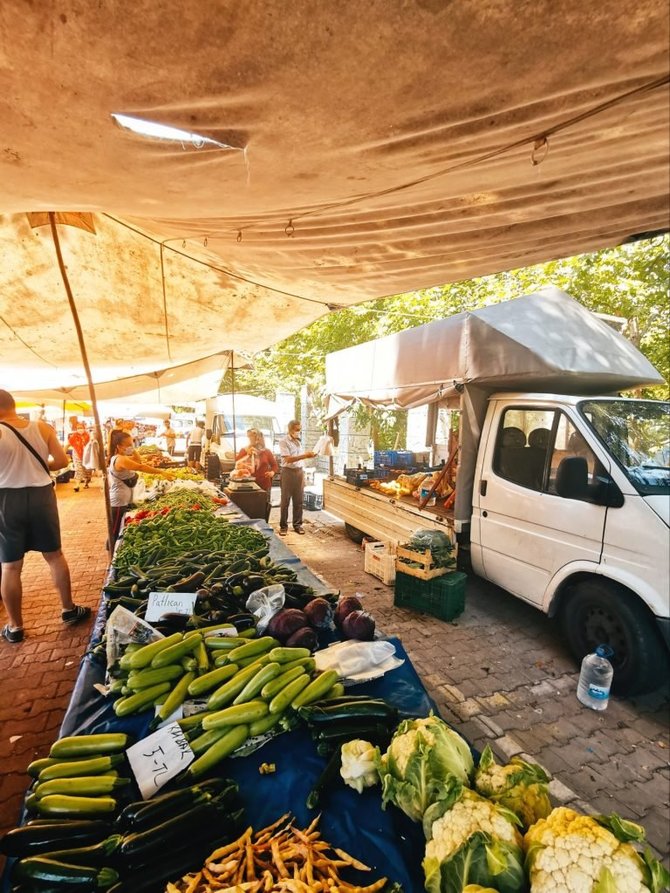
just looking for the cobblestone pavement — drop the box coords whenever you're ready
[0,479,108,866]
[1,488,667,870]
[285,509,670,864]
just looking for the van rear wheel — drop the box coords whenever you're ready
[560,580,667,696]
[344,522,367,544]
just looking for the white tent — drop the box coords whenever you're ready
[324,288,664,519]
[0,1,668,392]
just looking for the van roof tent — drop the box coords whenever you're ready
[0,2,668,391]
[324,288,665,521]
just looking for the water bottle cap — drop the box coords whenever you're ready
[595,644,614,659]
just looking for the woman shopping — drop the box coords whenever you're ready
[108,429,174,542]
[236,428,278,522]
[68,418,91,491]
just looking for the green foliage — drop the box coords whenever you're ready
[226,237,670,429]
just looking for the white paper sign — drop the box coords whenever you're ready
[126,722,195,799]
[145,591,198,623]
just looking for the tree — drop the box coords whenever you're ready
[228,236,670,435]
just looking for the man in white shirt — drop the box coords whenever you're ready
[278,420,316,535]
[186,421,206,470]
[0,389,91,643]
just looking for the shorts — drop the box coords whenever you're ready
[188,445,202,462]
[0,485,62,562]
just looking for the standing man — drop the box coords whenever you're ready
[0,389,91,644]
[186,420,206,470]
[278,420,316,536]
[160,419,177,456]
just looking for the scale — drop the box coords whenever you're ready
[227,478,262,492]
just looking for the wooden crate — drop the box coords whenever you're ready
[395,545,449,580]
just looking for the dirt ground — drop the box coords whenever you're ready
[1,483,668,869]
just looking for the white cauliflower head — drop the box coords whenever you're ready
[340,739,379,794]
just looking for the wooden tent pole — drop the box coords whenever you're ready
[230,353,237,458]
[47,213,115,552]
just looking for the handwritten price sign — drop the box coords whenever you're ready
[126,722,194,799]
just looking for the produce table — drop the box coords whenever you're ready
[3,505,448,892]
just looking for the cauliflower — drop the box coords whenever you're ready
[422,788,526,893]
[474,745,551,831]
[340,739,379,793]
[376,714,474,822]
[524,807,670,893]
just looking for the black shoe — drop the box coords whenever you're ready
[2,624,24,643]
[279,527,288,536]
[62,605,92,625]
[73,487,80,492]
[294,526,305,535]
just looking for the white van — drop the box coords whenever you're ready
[205,395,284,470]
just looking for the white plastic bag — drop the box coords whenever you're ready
[105,605,163,674]
[246,584,285,634]
[314,639,403,682]
[313,434,334,457]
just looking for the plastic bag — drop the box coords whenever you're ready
[314,639,403,682]
[105,605,163,674]
[313,434,334,457]
[246,584,286,634]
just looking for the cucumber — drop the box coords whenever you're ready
[291,669,340,709]
[50,734,129,760]
[38,755,124,781]
[35,776,130,800]
[202,699,268,730]
[268,674,310,715]
[184,725,250,780]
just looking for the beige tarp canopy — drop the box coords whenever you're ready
[0,1,668,391]
[324,288,665,519]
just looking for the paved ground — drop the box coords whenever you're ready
[1,485,668,869]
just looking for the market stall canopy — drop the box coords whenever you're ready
[1,1,669,384]
[12,352,237,405]
[324,288,665,416]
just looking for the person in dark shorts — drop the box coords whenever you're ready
[0,389,91,643]
[186,420,206,470]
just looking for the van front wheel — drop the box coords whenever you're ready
[560,580,667,696]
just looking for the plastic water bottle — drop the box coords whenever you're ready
[577,645,614,710]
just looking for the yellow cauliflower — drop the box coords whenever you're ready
[524,807,669,893]
[474,745,551,831]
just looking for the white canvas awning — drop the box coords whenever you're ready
[0,1,668,391]
[325,288,665,416]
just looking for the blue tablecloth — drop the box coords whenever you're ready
[5,510,455,892]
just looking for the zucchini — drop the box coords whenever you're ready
[184,725,250,780]
[268,673,310,715]
[119,799,230,858]
[113,682,171,717]
[13,856,118,887]
[150,671,196,729]
[232,662,281,705]
[226,636,278,663]
[176,711,212,731]
[150,633,201,669]
[291,669,339,709]
[268,646,311,663]
[35,776,130,799]
[206,662,262,710]
[306,744,342,810]
[39,833,122,866]
[34,794,117,818]
[125,632,182,670]
[248,711,283,737]
[0,820,111,858]
[202,700,268,730]
[187,663,239,698]
[260,665,306,699]
[298,699,398,723]
[38,755,124,782]
[126,664,184,690]
[278,656,316,675]
[189,726,231,756]
[50,734,129,760]
[116,778,233,831]
[203,636,248,650]
[325,682,346,699]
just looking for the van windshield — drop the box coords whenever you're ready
[579,400,670,496]
[215,414,279,440]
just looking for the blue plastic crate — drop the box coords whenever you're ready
[393,450,415,467]
[374,450,394,466]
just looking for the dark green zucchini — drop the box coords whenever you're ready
[0,820,112,858]
[116,778,237,831]
[118,800,234,859]
[13,856,118,888]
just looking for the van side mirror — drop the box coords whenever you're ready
[556,456,589,500]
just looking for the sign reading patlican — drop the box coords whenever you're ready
[126,722,194,799]
[144,591,198,622]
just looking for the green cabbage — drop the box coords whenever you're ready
[375,714,474,822]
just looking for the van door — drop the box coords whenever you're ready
[477,405,608,605]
